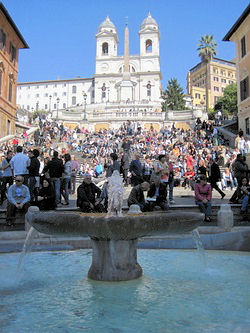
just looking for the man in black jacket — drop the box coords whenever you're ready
[208,158,225,199]
[27,149,40,202]
[146,178,169,211]
[127,181,150,212]
[77,173,105,212]
[42,151,64,205]
[129,153,143,186]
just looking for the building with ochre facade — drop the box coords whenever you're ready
[187,57,236,110]
[223,4,250,136]
[0,2,28,138]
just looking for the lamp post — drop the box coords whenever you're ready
[83,91,87,120]
[49,95,52,113]
[56,97,60,121]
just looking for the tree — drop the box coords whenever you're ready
[161,78,185,111]
[197,35,217,113]
[215,83,237,116]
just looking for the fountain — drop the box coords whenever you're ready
[1,172,250,331]
[26,171,203,281]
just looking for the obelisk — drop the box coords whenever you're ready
[123,23,130,80]
[120,20,134,101]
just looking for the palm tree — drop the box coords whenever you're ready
[197,35,217,113]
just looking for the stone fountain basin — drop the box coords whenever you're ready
[26,207,203,240]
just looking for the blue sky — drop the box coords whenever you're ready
[2,0,249,92]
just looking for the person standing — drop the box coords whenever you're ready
[106,153,120,178]
[42,151,64,205]
[70,155,79,195]
[61,153,72,205]
[10,146,30,185]
[27,149,40,202]
[208,158,225,199]
[1,150,13,204]
[232,154,248,187]
[121,151,130,186]
[129,153,143,186]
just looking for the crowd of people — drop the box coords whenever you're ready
[0,115,249,226]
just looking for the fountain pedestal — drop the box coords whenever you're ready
[88,238,142,281]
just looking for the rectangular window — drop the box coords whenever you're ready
[221,79,226,83]
[45,104,48,109]
[27,105,30,110]
[62,92,66,96]
[53,92,57,97]
[8,81,12,102]
[102,91,106,99]
[10,43,16,62]
[0,29,6,50]
[241,36,246,58]
[246,117,250,135]
[72,86,77,94]
[214,86,219,92]
[222,87,225,93]
[63,103,66,108]
[63,83,66,87]
[53,103,56,109]
[44,93,48,97]
[54,84,57,88]
[214,96,219,104]
[213,77,219,81]
[36,94,39,98]
[229,80,234,84]
[72,96,76,105]
[195,93,200,99]
[240,76,249,101]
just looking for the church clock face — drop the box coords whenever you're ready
[101,63,109,72]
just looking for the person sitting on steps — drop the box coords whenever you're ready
[6,175,30,226]
[194,175,212,222]
[77,173,105,213]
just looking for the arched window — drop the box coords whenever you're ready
[72,85,77,94]
[146,39,152,53]
[102,42,108,55]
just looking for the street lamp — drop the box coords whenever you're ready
[83,91,87,120]
[49,95,52,113]
[56,97,60,121]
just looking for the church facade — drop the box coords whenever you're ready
[17,14,168,131]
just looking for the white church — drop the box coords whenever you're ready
[17,14,195,131]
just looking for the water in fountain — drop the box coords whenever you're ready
[192,228,207,267]
[1,249,250,332]
[16,226,38,279]
[107,170,124,217]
